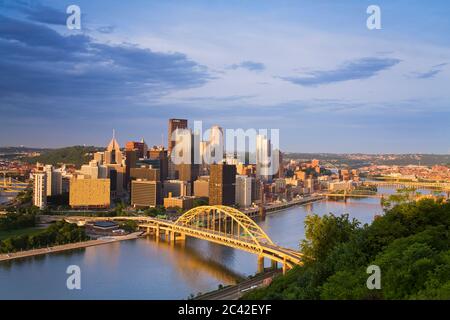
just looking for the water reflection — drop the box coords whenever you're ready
[1,194,390,299]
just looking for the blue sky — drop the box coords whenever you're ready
[0,0,449,153]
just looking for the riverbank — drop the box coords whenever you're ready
[0,231,143,262]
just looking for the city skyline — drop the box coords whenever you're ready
[1,0,450,153]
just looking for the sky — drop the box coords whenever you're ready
[0,0,449,153]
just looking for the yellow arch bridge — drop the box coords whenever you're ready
[66,206,304,274]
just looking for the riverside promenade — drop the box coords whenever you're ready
[0,231,143,262]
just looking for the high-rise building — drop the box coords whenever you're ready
[79,160,108,179]
[276,150,284,178]
[203,125,224,163]
[104,130,123,165]
[194,176,209,198]
[125,139,148,159]
[93,152,104,164]
[172,128,200,183]
[33,172,47,209]
[130,166,160,181]
[235,175,252,208]
[163,180,191,197]
[209,163,236,205]
[256,134,272,182]
[148,146,168,181]
[44,165,62,196]
[168,118,188,154]
[131,180,161,208]
[69,178,110,209]
[124,150,137,190]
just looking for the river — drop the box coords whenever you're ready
[0,187,416,299]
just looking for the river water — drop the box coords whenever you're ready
[0,187,404,299]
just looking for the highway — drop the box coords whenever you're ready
[194,270,280,300]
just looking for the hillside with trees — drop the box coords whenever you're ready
[23,146,102,168]
[243,198,450,300]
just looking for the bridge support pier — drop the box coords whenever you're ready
[271,260,277,270]
[282,257,287,275]
[257,255,264,274]
[169,231,175,244]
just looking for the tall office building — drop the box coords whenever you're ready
[93,152,104,164]
[33,172,47,209]
[69,178,110,209]
[104,130,123,165]
[163,180,191,197]
[148,146,168,181]
[204,125,224,163]
[125,139,148,159]
[276,150,284,178]
[172,128,200,183]
[235,175,253,208]
[131,180,161,208]
[194,176,209,198]
[256,134,279,182]
[168,118,188,154]
[44,165,62,196]
[130,166,160,181]
[209,163,236,206]
[79,160,108,179]
[124,150,137,190]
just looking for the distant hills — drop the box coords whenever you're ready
[21,146,103,168]
[1,146,449,168]
[285,153,450,167]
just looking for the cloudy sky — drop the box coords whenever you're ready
[1,0,449,153]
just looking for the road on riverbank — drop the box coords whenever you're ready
[0,231,143,262]
[194,270,280,300]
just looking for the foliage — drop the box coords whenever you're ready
[119,220,138,233]
[23,145,101,168]
[243,199,450,300]
[0,212,36,231]
[143,206,166,217]
[0,220,89,253]
[193,198,209,207]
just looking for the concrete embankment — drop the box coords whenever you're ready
[0,232,143,262]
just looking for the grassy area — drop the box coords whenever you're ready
[0,227,44,240]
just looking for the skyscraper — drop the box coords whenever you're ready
[168,118,188,154]
[104,130,123,165]
[148,146,168,181]
[124,150,137,190]
[172,128,200,183]
[205,125,224,163]
[44,165,62,196]
[235,175,253,208]
[33,172,47,209]
[256,134,279,182]
[209,163,236,205]
[125,139,148,159]
[131,180,162,208]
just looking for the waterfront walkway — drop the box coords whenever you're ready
[0,232,142,262]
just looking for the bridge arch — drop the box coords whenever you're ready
[175,205,274,251]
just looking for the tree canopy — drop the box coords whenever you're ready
[243,198,450,300]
